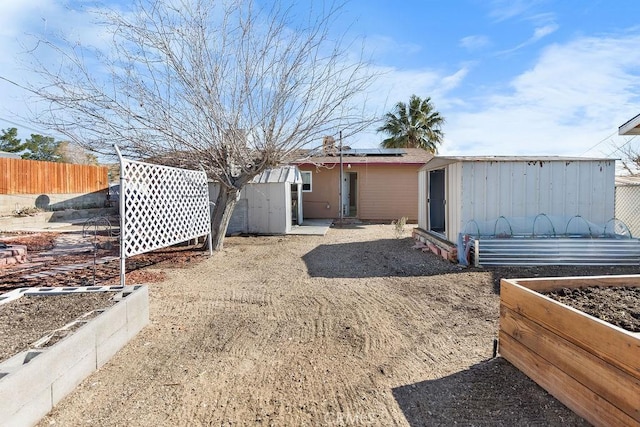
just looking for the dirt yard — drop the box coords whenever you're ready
[27,224,608,426]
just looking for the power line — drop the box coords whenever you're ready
[0,75,36,94]
[0,75,53,135]
[580,129,619,156]
[605,135,637,157]
[0,116,50,136]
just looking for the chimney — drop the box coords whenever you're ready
[322,136,336,155]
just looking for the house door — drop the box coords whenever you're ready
[428,169,446,233]
[342,172,357,217]
[291,184,298,224]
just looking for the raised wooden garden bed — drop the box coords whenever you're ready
[499,275,640,427]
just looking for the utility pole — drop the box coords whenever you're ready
[339,130,343,226]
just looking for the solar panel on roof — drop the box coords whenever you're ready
[340,148,406,156]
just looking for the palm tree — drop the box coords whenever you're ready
[377,95,444,153]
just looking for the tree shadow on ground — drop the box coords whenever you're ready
[302,237,640,293]
[302,237,463,279]
[392,357,590,427]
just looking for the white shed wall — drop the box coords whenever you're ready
[209,182,293,235]
[419,159,615,243]
[245,182,291,235]
[418,170,427,229]
[453,160,614,241]
[446,162,463,241]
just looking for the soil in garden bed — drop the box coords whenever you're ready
[544,286,640,332]
[0,292,117,363]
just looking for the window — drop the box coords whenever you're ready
[301,171,312,192]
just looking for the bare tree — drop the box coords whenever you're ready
[616,140,640,175]
[26,0,376,250]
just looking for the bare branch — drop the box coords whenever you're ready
[25,0,378,249]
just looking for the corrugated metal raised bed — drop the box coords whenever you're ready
[475,237,640,266]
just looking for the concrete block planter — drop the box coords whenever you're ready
[0,285,149,427]
[499,275,640,427]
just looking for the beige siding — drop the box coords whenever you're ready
[357,165,419,221]
[298,165,340,218]
[299,164,420,221]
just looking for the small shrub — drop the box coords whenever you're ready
[13,206,43,217]
[391,216,408,238]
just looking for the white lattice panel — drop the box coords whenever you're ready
[120,158,211,257]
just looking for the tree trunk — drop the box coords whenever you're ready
[210,186,241,251]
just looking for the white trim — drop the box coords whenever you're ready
[619,113,640,135]
[301,170,312,192]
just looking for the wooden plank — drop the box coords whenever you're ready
[507,275,640,292]
[500,279,640,378]
[500,305,640,421]
[499,332,639,427]
[0,158,109,195]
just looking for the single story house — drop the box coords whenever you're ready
[292,147,432,222]
[0,151,21,159]
[618,113,640,135]
[209,165,303,235]
[616,114,640,237]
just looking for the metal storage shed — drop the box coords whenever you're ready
[209,165,303,235]
[417,156,616,244]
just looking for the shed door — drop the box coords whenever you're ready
[429,169,446,233]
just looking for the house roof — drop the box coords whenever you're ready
[615,175,640,186]
[619,113,640,135]
[292,147,433,166]
[420,155,614,171]
[0,151,21,159]
[250,165,302,184]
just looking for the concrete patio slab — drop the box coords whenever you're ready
[288,219,333,236]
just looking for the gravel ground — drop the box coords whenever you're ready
[20,224,608,426]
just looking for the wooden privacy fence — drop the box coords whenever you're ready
[0,158,108,195]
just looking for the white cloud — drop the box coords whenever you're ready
[0,1,124,136]
[347,65,470,147]
[441,33,640,156]
[459,35,490,51]
[488,0,543,22]
[532,23,558,41]
[498,22,558,55]
[363,34,422,57]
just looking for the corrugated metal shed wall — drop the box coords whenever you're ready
[245,182,290,234]
[452,159,615,241]
[419,159,615,242]
[418,170,427,228]
[211,166,301,235]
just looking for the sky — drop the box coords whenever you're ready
[1,0,640,162]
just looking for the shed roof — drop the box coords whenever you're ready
[293,147,432,165]
[420,155,614,171]
[619,113,640,135]
[615,175,640,186]
[250,165,302,184]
